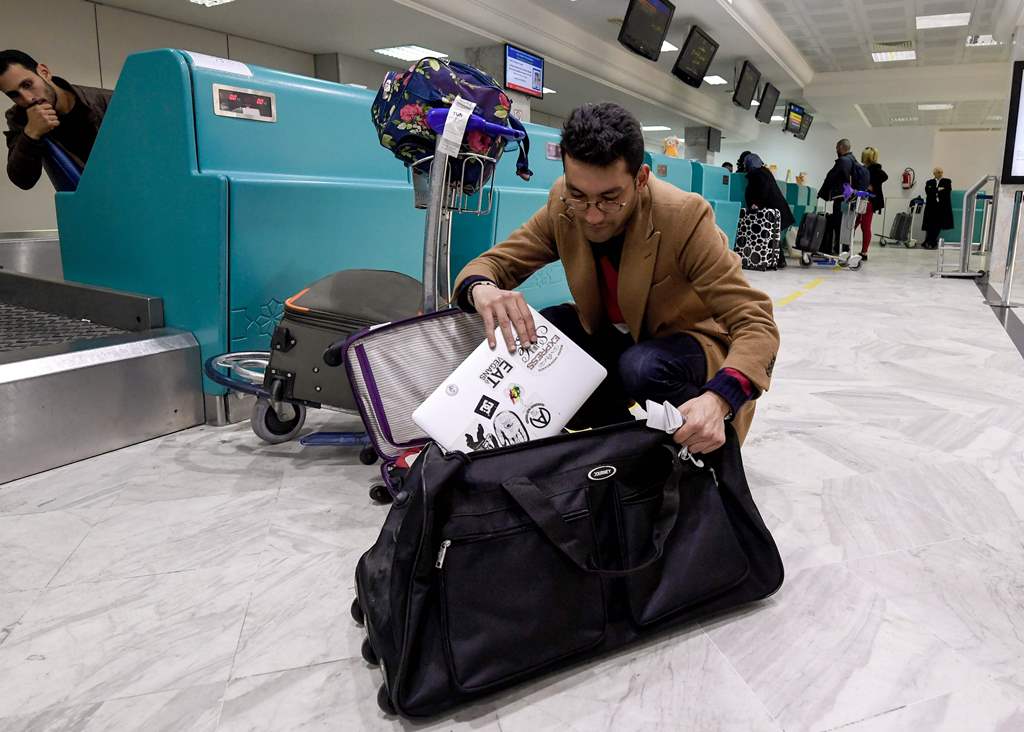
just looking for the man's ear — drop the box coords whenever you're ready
[636,163,651,191]
[36,64,52,82]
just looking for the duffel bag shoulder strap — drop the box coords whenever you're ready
[501,447,683,577]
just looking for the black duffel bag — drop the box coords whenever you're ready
[353,418,784,718]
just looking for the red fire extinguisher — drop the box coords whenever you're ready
[901,167,916,189]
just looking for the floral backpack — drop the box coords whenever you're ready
[371,58,532,192]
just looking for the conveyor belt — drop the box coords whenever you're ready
[0,302,125,351]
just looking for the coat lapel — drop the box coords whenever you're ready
[617,185,661,342]
[555,212,601,333]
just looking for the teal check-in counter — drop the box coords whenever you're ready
[57,49,429,397]
[690,162,740,249]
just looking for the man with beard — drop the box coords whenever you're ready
[1,50,112,190]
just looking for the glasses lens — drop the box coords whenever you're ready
[596,200,620,213]
[565,198,588,211]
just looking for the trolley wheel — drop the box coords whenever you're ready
[377,684,396,715]
[361,637,379,665]
[879,240,887,247]
[350,597,364,626]
[251,398,306,444]
[799,252,812,267]
[359,445,378,465]
[369,484,393,504]
[848,257,863,271]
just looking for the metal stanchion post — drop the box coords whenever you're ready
[986,189,1024,309]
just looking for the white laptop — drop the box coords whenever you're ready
[412,306,607,453]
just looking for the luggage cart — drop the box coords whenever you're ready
[324,109,526,503]
[799,186,869,270]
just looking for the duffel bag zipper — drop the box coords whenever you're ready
[434,509,590,570]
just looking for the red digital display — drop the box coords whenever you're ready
[216,86,275,120]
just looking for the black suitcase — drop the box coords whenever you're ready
[352,418,784,718]
[265,269,420,410]
[880,212,911,247]
[794,212,826,254]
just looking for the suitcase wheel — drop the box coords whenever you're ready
[251,398,306,445]
[800,252,811,267]
[369,484,393,504]
[361,637,379,665]
[350,597,364,626]
[377,684,396,715]
[359,446,378,466]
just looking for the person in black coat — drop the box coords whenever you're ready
[818,139,857,254]
[922,167,953,249]
[744,153,795,230]
[854,146,887,259]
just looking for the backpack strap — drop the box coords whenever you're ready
[507,115,533,181]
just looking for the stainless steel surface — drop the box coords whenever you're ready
[0,329,204,485]
[0,301,124,351]
[0,231,62,279]
[0,270,163,331]
[987,189,1024,309]
[934,175,996,279]
[204,391,256,426]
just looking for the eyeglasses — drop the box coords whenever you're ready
[559,196,629,214]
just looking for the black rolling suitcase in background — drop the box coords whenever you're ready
[879,211,912,248]
[351,417,784,718]
[265,269,421,410]
[795,211,827,254]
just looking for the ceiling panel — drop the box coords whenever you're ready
[763,0,1009,73]
[857,97,1005,127]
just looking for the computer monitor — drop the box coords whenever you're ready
[618,0,675,62]
[755,83,779,124]
[795,113,814,140]
[1001,59,1024,183]
[784,102,805,134]
[708,127,722,153]
[504,44,544,99]
[732,61,761,110]
[671,25,719,88]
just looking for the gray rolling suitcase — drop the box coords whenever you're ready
[879,211,913,248]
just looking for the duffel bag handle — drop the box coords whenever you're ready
[501,446,683,577]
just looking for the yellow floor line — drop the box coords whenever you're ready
[775,277,826,307]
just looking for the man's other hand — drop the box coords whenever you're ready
[472,284,537,352]
[672,392,729,454]
[24,103,59,140]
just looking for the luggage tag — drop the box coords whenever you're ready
[437,96,477,157]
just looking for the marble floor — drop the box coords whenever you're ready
[2,244,1024,732]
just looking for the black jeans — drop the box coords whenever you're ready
[540,304,707,429]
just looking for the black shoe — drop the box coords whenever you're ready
[859,252,868,261]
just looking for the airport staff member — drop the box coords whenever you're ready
[455,102,779,452]
[1,50,112,190]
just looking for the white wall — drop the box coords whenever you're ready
[0,0,315,232]
[931,130,1004,189]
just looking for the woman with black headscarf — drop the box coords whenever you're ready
[744,154,795,229]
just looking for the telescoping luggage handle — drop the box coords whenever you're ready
[500,446,685,577]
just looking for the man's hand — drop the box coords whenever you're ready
[672,392,730,454]
[471,284,537,352]
[24,103,59,140]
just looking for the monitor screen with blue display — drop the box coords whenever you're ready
[618,0,676,61]
[504,44,545,99]
[785,102,805,134]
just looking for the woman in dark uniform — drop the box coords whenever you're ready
[922,167,953,250]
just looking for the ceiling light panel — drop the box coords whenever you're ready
[916,13,971,30]
[542,87,557,94]
[373,45,449,62]
[704,75,728,85]
[662,41,678,52]
[190,0,236,5]
[966,34,1001,46]
[641,125,672,132]
[918,103,954,111]
[872,50,917,62]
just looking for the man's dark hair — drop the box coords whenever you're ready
[561,102,645,175]
[0,50,39,76]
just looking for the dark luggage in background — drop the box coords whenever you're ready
[879,211,914,248]
[267,269,421,412]
[735,207,782,271]
[795,211,827,254]
[351,418,784,718]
